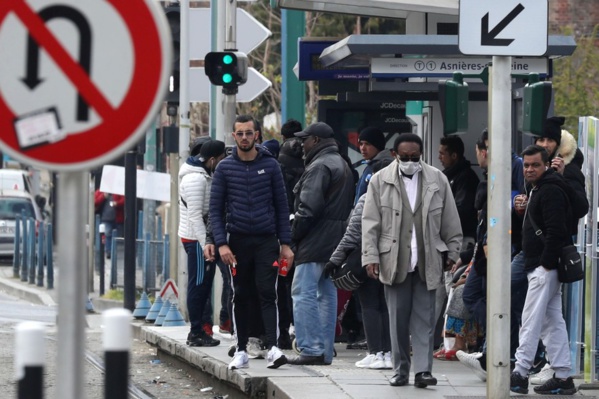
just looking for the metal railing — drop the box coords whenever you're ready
[12,214,54,289]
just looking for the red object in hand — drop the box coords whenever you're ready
[273,259,289,276]
[279,259,289,277]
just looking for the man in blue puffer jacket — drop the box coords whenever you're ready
[210,114,294,371]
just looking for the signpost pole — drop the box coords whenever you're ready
[486,56,512,399]
[175,0,191,318]
[124,151,137,311]
[56,171,87,399]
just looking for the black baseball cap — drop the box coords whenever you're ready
[294,122,334,139]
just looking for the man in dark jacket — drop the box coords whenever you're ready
[436,135,479,331]
[278,119,304,213]
[510,145,577,395]
[438,135,479,246]
[210,114,294,371]
[534,116,589,228]
[288,122,355,366]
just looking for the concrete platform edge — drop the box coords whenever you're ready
[141,325,261,397]
[0,275,55,307]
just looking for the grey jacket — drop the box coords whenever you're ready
[330,194,365,266]
[361,161,462,290]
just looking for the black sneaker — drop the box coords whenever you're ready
[510,371,529,394]
[529,352,547,375]
[347,339,368,350]
[186,331,220,347]
[533,376,577,395]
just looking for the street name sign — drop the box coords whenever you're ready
[459,0,548,56]
[189,8,271,60]
[371,57,549,78]
[0,0,171,171]
[190,67,272,103]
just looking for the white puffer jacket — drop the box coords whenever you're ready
[178,159,212,247]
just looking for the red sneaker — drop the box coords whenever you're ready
[202,323,213,336]
[219,319,231,334]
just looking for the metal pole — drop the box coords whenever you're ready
[124,151,137,311]
[223,0,237,146]
[175,0,191,319]
[143,118,158,240]
[28,218,35,284]
[56,171,87,399]
[88,174,95,293]
[21,214,28,282]
[215,0,227,143]
[13,214,20,278]
[46,223,53,290]
[36,222,44,287]
[486,57,512,399]
[281,9,305,125]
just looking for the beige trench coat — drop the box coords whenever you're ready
[361,161,463,291]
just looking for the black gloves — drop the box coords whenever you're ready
[324,261,339,278]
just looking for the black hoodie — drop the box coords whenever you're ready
[522,168,575,271]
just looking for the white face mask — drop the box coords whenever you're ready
[397,157,421,175]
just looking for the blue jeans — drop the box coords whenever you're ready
[291,262,337,363]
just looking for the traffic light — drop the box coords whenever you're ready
[522,73,552,136]
[204,51,248,93]
[165,5,180,104]
[439,72,469,135]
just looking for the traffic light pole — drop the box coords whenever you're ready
[486,57,513,399]
[220,0,238,146]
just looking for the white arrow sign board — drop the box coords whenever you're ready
[459,0,547,56]
[189,8,271,60]
[189,67,272,103]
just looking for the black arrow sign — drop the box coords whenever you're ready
[481,3,525,46]
[22,5,92,122]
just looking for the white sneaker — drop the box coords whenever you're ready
[266,346,287,369]
[530,363,553,385]
[355,353,376,368]
[456,350,487,382]
[247,337,266,359]
[228,351,249,370]
[369,352,386,369]
[384,351,393,369]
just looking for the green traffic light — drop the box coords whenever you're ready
[223,73,233,84]
[223,54,234,65]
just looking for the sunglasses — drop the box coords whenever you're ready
[398,156,420,162]
[234,130,255,138]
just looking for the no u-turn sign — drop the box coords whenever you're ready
[0,0,171,171]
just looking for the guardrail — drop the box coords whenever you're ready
[11,211,169,295]
[12,214,54,289]
[93,213,169,295]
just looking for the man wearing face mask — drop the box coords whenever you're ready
[362,133,462,388]
[179,138,226,347]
